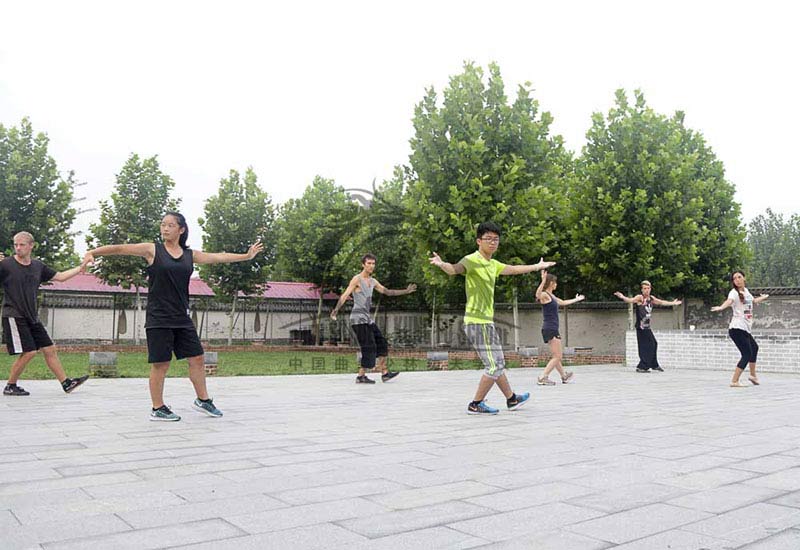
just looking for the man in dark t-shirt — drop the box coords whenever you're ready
[1,232,90,396]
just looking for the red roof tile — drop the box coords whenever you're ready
[43,273,338,300]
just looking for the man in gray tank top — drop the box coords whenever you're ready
[331,253,417,383]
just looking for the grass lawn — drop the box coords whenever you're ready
[0,350,535,379]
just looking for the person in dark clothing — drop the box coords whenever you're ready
[614,281,681,373]
[534,270,584,385]
[330,253,416,384]
[1,232,90,396]
[84,213,262,421]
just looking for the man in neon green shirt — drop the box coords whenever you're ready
[430,222,554,414]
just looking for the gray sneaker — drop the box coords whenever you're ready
[150,405,181,422]
[561,372,574,383]
[193,398,223,417]
[537,377,556,386]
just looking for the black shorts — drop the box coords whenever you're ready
[146,327,204,363]
[352,323,388,369]
[542,329,561,343]
[2,317,54,355]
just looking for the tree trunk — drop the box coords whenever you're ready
[227,294,237,346]
[430,290,436,348]
[134,288,142,346]
[512,287,519,351]
[314,293,323,346]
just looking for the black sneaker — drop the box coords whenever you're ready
[356,375,376,384]
[636,368,650,373]
[3,384,30,396]
[651,366,664,372]
[63,375,89,393]
[381,371,399,383]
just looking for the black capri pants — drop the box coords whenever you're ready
[728,328,759,370]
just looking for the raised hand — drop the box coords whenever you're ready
[541,269,548,281]
[613,291,624,299]
[535,257,556,271]
[575,293,585,302]
[247,241,264,260]
[428,252,443,267]
[82,252,95,267]
[406,283,417,293]
[710,305,722,312]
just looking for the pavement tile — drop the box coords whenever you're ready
[681,502,800,545]
[566,503,713,544]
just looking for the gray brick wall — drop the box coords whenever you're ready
[625,330,800,373]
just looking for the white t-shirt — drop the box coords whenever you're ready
[728,288,754,332]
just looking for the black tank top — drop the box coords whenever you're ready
[635,296,653,330]
[145,243,194,329]
[542,292,559,332]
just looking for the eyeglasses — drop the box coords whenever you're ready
[481,237,500,244]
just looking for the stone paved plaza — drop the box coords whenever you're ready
[2,365,800,549]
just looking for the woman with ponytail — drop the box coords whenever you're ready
[534,270,584,385]
[711,271,769,387]
[85,212,262,421]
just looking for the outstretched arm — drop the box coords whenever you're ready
[429,252,465,276]
[375,281,417,297]
[555,293,585,307]
[501,257,555,276]
[711,298,734,312]
[614,291,641,305]
[754,294,770,304]
[652,296,682,307]
[51,258,91,283]
[194,241,263,265]
[84,243,156,265]
[331,276,360,320]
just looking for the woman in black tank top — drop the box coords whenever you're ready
[85,212,263,422]
[535,270,585,385]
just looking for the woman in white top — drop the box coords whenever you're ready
[711,271,769,387]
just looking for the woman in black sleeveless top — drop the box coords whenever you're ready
[614,281,681,373]
[85,212,262,421]
[535,270,585,385]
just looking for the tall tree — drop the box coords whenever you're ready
[198,167,275,345]
[333,167,418,300]
[747,208,800,287]
[568,89,748,299]
[405,62,570,309]
[85,154,179,344]
[275,176,363,344]
[0,118,77,267]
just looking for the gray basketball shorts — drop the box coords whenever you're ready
[464,323,505,379]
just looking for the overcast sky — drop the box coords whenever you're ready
[1,0,797,253]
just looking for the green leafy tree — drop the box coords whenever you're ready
[85,154,179,344]
[333,168,419,306]
[198,167,275,345]
[405,62,570,316]
[275,176,363,344]
[747,208,800,287]
[0,118,77,267]
[568,89,748,299]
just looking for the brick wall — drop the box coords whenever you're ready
[626,330,800,374]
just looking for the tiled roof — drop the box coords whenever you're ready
[42,273,338,300]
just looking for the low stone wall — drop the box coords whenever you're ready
[625,330,800,374]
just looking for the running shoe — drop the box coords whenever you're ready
[356,375,376,384]
[193,398,223,417]
[507,392,531,411]
[561,372,574,383]
[467,401,499,415]
[62,375,89,393]
[381,371,399,383]
[150,405,181,422]
[651,366,664,372]
[537,377,556,386]
[3,383,30,396]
